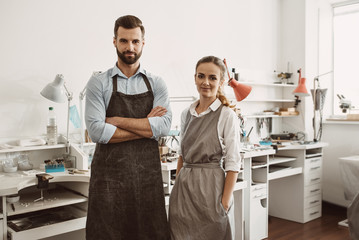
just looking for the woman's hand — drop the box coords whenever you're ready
[221,196,231,213]
[221,171,238,213]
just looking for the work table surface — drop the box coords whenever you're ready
[0,170,90,196]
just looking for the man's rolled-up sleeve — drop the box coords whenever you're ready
[85,75,116,144]
[148,76,172,139]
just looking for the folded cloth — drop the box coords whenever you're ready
[17,138,46,147]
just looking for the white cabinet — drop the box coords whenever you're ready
[268,143,327,223]
[242,149,275,240]
[0,143,89,240]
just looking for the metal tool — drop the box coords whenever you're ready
[34,173,54,202]
[337,94,352,113]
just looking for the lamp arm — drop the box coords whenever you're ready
[314,71,333,80]
[63,83,73,101]
[79,86,87,101]
[312,70,333,142]
[63,82,73,154]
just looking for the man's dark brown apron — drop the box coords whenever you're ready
[86,74,170,240]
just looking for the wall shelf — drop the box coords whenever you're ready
[242,99,295,103]
[0,144,66,154]
[240,82,297,88]
[244,114,298,119]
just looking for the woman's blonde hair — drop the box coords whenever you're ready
[195,56,232,107]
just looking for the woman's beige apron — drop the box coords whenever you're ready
[169,105,234,240]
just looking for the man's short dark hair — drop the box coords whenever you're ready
[114,15,145,39]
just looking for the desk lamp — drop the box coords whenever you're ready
[292,68,310,109]
[311,71,332,142]
[41,74,73,154]
[223,59,252,101]
[293,68,310,97]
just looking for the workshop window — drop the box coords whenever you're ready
[333,3,359,114]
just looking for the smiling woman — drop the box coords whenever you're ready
[168,56,242,240]
[195,62,224,105]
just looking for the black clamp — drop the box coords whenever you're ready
[36,173,54,189]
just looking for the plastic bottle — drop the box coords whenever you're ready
[47,107,58,145]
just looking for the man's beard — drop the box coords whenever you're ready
[116,48,142,65]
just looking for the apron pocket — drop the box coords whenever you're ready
[220,202,228,215]
[220,198,234,215]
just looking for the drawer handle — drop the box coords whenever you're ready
[311,178,320,182]
[310,211,319,215]
[310,166,320,171]
[310,159,320,163]
[253,187,265,191]
[310,200,320,204]
[254,194,266,198]
[310,189,320,193]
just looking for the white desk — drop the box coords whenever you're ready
[269,142,328,224]
[0,170,90,240]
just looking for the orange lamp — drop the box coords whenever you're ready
[228,78,252,101]
[293,77,310,97]
[223,58,252,102]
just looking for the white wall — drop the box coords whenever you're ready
[0,0,282,142]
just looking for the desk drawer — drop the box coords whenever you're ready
[7,205,86,240]
[304,204,322,222]
[304,183,321,198]
[304,171,321,186]
[251,184,267,200]
[304,158,322,175]
[305,157,321,165]
[304,195,321,209]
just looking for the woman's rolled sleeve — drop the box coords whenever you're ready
[222,108,242,172]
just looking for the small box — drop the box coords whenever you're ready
[347,114,359,121]
[159,146,169,156]
[45,165,65,173]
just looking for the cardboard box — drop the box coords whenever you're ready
[347,114,359,121]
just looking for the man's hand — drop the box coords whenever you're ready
[147,106,167,118]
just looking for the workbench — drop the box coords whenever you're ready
[0,143,89,240]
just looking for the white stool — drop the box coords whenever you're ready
[338,155,359,227]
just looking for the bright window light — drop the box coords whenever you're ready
[333,3,359,114]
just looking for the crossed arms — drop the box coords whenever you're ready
[106,106,167,143]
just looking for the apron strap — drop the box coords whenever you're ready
[140,73,153,92]
[112,75,118,93]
